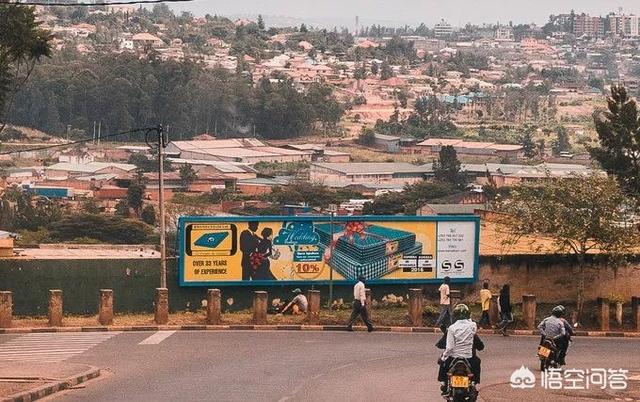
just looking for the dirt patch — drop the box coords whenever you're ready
[11,307,412,328]
[0,381,48,397]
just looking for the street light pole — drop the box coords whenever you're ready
[328,204,337,310]
[157,125,167,289]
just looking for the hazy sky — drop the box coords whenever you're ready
[172,0,640,27]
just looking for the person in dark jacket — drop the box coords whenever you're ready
[496,284,512,336]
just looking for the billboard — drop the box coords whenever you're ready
[177,215,480,286]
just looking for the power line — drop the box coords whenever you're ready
[3,0,194,6]
[0,126,159,156]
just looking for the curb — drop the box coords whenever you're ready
[2,366,100,402]
[1,325,639,337]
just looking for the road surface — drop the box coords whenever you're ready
[1,331,639,401]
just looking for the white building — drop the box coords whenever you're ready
[434,20,453,38]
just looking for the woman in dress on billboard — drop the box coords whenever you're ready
[254,227,279,280]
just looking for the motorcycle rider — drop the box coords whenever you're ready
[537,305,568,365]
[437,303,484,395]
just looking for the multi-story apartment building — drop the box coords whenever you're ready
[434,20,453,38]
[495,25,514,41]
[573,13,604,37]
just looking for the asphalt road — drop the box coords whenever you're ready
[2,331,639,402]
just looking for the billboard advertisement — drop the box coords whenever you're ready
[177,215,479,286]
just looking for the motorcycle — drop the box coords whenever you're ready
[537,338,559,371]
[444,358,478,402]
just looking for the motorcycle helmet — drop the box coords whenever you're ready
[453,303,471,320]
[551,305,565,317]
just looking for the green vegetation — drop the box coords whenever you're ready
[433,145,465,188]
[362,181,459,215]
[49,213,153,244]
[0,4,52,132]
[497,173,638,318]
[591,85,640,197]
[265,182,363,208]
[9,54,344,139]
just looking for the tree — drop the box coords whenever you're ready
[0,188,62,231]
[299,23,308,33]
[179,164,197,190]
[127,180,146,216]
[521,130,536,158]
[433,145,464,188]
[48,213,153,244]
[551,125,570,155]
[380,61,394,80]
[141,204,156,225]
[357,127,376,146]
[257,15,265,31]
[115,199,130,217]
[81,199,100,214]
[590,85,640,197]
[370,61,379,75]
[0,4,52,132]
[497,174,638,319]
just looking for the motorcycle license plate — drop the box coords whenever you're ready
[450,376,469,388]
[538,346,551,358]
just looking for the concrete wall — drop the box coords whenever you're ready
[2,254,639,315]
[472,255,640,304]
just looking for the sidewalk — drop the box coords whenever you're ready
[0,362,99,402]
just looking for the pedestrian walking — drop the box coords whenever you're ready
[435,276,452,332]
[346,275,373,332]
[479,282,492,328]
[496,284,513,336]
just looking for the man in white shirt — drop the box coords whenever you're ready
[437,304,484,394]
[346,275,373,332]
[435,276,451,330]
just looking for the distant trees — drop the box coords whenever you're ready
[0,188,62,232]
[127,179,146,216]
[380,61,394,80]
[433,145,465,188]
[179,164,197,190]
[48,213,153,244]
[521,130,536,158]
[357,127,376,146]
[9,54,344,139]
[141,205,156,225]
[363,181,459,215]
[551,125,571,155]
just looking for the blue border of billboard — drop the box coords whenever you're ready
[177,215,480,286]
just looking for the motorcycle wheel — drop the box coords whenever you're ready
[452,389,467,402]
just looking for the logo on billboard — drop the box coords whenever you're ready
[441,260,465,272]
[194,232,229,248]
[273,222,319,246]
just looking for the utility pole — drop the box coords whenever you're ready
[328,203,337,310]
[157,125,167,289]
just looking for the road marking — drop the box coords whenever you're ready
[138,331,176,345]
[0,332,120,363]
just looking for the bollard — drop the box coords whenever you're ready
[253,291,268,325]
[632,297,640,331]
[597,297,610,331]
[48,290,63,327]
[306,290,320,325]
[614,302,623,328]
[522,294,537,330]
[154,288,169,325]
[98,289,114,326]
[0,291,12,329]
[207,289,221,325]
[489,297,500,325]
[409,289,423,327]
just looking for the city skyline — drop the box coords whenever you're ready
[171,0,640,28]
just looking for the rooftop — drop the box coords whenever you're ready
[312,162,430,175]
[45,162,137,173]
